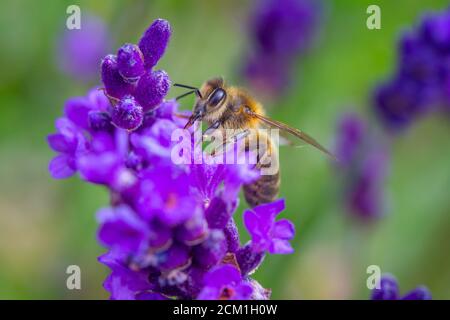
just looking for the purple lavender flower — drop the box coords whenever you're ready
[57,13,112,81]
[48,18,293,300]
[371,274,432,300]
[334,113,389,220]
[243,199,295,254]
[373,7,450,131]
[242,0,321,96]
[197,265,253,300]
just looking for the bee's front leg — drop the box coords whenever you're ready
[203,120,222,139]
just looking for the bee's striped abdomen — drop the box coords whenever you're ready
[243,131,280,208]
[243,168,280,207]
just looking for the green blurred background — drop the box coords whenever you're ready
[0,0,449,299]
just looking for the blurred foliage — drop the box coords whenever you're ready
[0,0,449,299]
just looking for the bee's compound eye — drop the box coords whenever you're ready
[208,88,226,107]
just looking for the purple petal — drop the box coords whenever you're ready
[87,87,110,111]
[197,287,220,300]
[402,286,432,300]
[272,219,295,240]
[203,264,241,288]
[64,97,92,129]
[233,282,254,300]
[47,133,76,153]
[97,205,147,252]
[77,152,120,185]
[55,117,78,137]
[48,154,76,179]
[243,209,270,252]
[99,251,152,300]
[252,198,285,219]
[269,238,294,254]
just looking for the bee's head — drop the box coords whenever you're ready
[175,78,228,129]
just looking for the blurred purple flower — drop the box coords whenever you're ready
[48,18,295,300]
[242,0,321,97]
[371,274,432,300]
[57,13,112,81]
[334,113,389,220]
[373,7,450,132]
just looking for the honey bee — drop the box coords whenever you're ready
[174,77,335,207]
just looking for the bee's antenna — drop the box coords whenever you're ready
[173,83,203,99]
[175,90,196,101]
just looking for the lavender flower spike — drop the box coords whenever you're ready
[334,112,389,221]
[371,274,432,300]
[242,0,321,96]
[48,18,284,300]
[373,7,450,131]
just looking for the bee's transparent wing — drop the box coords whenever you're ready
[248,110,337,161]
[258,121,298,147]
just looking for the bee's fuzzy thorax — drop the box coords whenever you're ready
[227,86,265,129]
